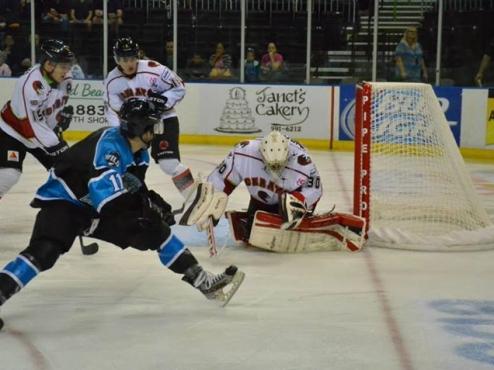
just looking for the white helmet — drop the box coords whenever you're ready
[260,131,289,175]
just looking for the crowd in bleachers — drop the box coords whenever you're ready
[0,0,352,82]
[2,0,494,85]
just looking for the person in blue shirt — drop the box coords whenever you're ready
[0,98,244,330]
[394,27,428,82]
[244,48,260,83]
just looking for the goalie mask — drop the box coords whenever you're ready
[260,131,289,176]
[119,98,163,139]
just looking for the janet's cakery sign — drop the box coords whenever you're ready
[184,84,332,139]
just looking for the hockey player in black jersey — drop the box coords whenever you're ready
[0,98,244,330]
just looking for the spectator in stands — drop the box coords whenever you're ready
[0,51,11,77]
[91,0,122,33]
[185,52,208,80]
[138,47,149,60]
[17,57,31,75]
[394,26,428,82]
[475,37,494,87]
[209,42,232,80]
[244,47,260,83]
[108,0,123,31]
[91,0,103,24]
[69,0,93,29]
[1,34,25,75]
[71,57,85,79]
[260,42,285,82]
[42,0,69,31]
[0,0,22,30]
[163,40,174,68]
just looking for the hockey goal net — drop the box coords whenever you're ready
[353,82,494,251]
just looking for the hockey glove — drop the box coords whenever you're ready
[147,91,168,113]
[147,190,175,226]
[279,192,307,230]
[58,105,74,132]
[45,140,69,157]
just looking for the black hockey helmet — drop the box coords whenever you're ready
[113,37,139,60]
[39,39,75,65]
[119,98,161,138]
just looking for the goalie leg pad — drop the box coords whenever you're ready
[249,211,366,252]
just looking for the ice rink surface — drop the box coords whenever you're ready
[1,144,494,370]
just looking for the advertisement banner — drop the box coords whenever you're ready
[434,86,462,145]
[338,85,463,145]
[338,84,356,141]
[67,80,108,131]
[194,84,331,139]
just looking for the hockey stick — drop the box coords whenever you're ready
[79,235,99,255]
[206,216,218,257]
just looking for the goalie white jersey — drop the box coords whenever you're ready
[103,59,185,127]
[0,64,72,149]
[208,138,322,209]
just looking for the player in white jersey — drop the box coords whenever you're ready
[0,39,74,200]
[208,130,322,233]
[103,37,194,199]
[197,131,366,252]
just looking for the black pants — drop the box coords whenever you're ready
[151,116,181,162]
[25,201,171,266]
[246,197,279,236]
[0,129,55,171]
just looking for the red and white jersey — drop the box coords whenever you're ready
[103,60,185,126]
[208,138,322,209]
[0,64,72,149]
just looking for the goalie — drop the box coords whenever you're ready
[182,131,365,253]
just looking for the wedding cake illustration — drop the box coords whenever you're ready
[215,87,261,133]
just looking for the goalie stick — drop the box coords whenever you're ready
[206,216,218,257]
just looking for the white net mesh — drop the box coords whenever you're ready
[362,82,494,250]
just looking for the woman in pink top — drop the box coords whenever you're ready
[260,42,284,81]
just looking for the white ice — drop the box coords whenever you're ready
[1,145,494,370]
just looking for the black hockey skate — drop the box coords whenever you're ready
[183,265,245,307]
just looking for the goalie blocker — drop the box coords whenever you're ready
[227,210,366,253]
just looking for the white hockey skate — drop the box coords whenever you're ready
[183,265,245,307]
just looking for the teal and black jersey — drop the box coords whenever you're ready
[34,127,150,213]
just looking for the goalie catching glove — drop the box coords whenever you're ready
[280,192,307,230]
[179,181,228,231]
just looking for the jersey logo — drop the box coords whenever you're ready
[159,140,169,151]
[297,154,312,166]
[148,61,160,68]
[105,152,120,167]
[7,150,19,162]
[66,82,72,94]
[32,80,44,95]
